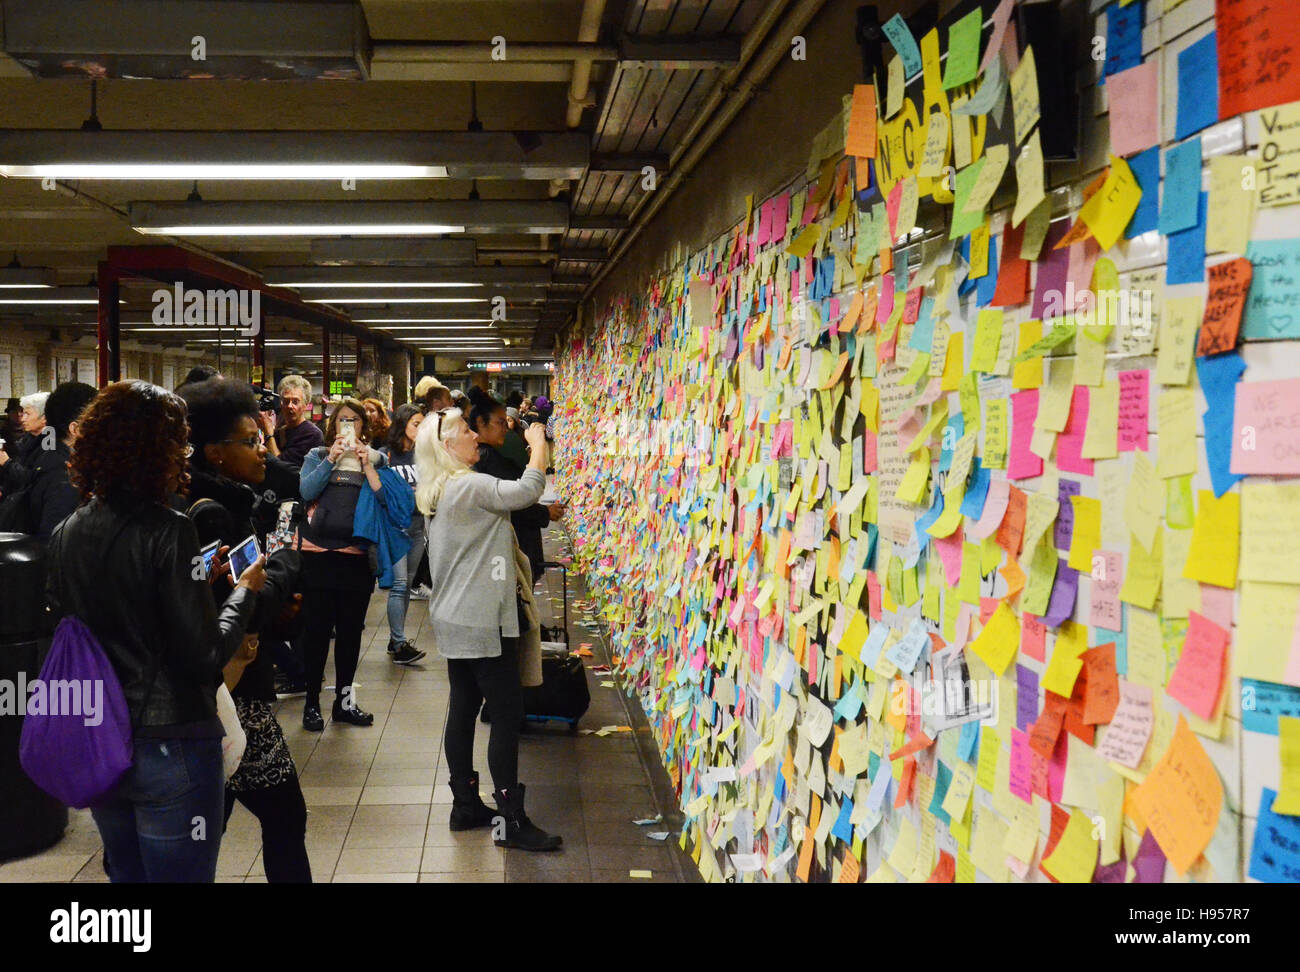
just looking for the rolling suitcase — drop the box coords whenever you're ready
[524,561,589,729]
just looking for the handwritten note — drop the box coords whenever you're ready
[845,84,878,158]
[1231,377,1300,475]
[1243,238,1300,340]
[1256,100,1300,207]
[942,6,983,91]
[1198,258,1253,356]
[1166,612,1229,720]
[1176,32,1218,140]
[1240,482,1300,583]
[1107,60,1160,157]
[1078,155,1142,252]
[882,13,922,80]
[1131,715,1223,875]
[1010,45,1040,145]
[1097,679,1154,768]
[1217,0,1300,119]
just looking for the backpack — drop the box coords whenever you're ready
[19,615,134,808]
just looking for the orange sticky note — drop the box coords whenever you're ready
[1131,715,1224,875]
[1029,703,1064,759]
[894,757,917,808]
[1198,258,1252,357]
[928,850,956,883]
[995,485,1028,557]
[999,557,1027,601]
[796,830,816,882]
[838,851,862,883]
[1081,642,1119,724]
[845,84,878,158]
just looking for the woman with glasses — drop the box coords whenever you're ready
[177,378,312,882]
[415,407,561,851]
[297,398,389,731]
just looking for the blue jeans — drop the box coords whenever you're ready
[91,737,225,883]
[386,523,427,644]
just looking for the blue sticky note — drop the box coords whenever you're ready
[1195,352,1247,497]
[833,684,863,722]
[895,246,911,291]
[976,235,1000,307]
[961,463,991,519]
[1241,679,1300,735]
[1105,1,1144,79]
[958,718,980,762]
[831,797,855,843]
[916,488,945,536]
[928,761,952,825]
[882,13,923,80]
[1176,33,1219,140]
[1159,138,1202,236]
[865,760,893,811]
[939,413,964,471]
[868,751,880,780]
[908,296,937,352]
[1125,146,1160,238]
[1243,238,1300,340]
[860,624,890,669]
[958,236,978,296]
[1094,624,1128,679]
[1249,789,1300,882]
[885,617,930,674]
[1166,191,1207,285]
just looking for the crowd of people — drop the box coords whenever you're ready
[1,367,565,881]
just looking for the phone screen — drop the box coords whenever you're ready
[228,535,261,582]
[199,540,221,578]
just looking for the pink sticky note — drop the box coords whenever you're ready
[1107,60,1161,157]
[772,193,790,243]
[1165,611,1229,720]
[863,428,878,473]
[903,288,923,323]
[1230,377,1300,475]
[970,479,1011,538]
[980,0,1017,74]
[1090,551,1124,630]
[1008,389,1045,479]
[934,527,966,587]
[1118,369,1150,451]
[1198,583,1234,630]
[1067,239,1100,302]
[1021,613,1047,661]
[1096,680,1154,768]
[886,180,904,239]
[1056,386,1095,475]
[866,571,882,621]
[756,199,773,247]
[1009,728,1034,804]
[876,274,896,323]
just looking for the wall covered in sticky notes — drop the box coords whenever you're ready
[553,0,1300,884]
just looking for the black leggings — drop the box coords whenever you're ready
[223,780,312,883]
[444,636,522,791]
[302,584,372,703]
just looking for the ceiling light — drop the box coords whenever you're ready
[0,264,57,288]
[264,265,552,287]
[136,224,466,238]
[280,282,483,289]
[354,318,493,325]
[366,325,492,331]
[0,164,448,180]
[0,286,106,305]
[305,297,485,305]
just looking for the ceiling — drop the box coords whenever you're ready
[0,0,777,369]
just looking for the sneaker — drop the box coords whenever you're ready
[303,700,324,732]
[391,642,427,666]
[275,673,308,697]
[386,639,399,654]
[332,697,374,727]
[409,584,432,601]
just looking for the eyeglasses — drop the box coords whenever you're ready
[220,434,263,450]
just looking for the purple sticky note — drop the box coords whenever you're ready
[1009,729,1034,804]
[1133,830,1167,883]
[1017,665,1039,731]
[1094,848,1128,883]
[1054,480,1081,550]
[1043,561,1079,629]
[1032,222,1071,320]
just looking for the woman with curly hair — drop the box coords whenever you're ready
[44,380,267,883]
[362,397,391,445]
[298,397,389,731]
[178,377,311,882]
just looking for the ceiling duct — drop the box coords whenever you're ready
[308,239,477,267]
[1,0,371,80]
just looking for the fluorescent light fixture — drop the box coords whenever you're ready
[0,164,448,180]
[305,297,485,305]
[264,265,553,287]
[281,282,483,289]
[0,266,57,288]
[366,325,493,331]
[136,224,466,237]
[354,318,493,325]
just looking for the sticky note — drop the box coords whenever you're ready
[882,13,923,80]
[963,144,1010,215]
[1131,715,1223,875]
[1104,1,1144,78]
[1240,482,1300,584]
[1184,490,1240,588]
[1117,369,1150,451]
[1241,678,1300,735]
[1207,155,1258,256]
[969,601,1021,675]
[942,6,983,91]
[917,109,950,178]
[1257,100,1300,208]
[1217,1,1300,119]
[1012,128,1047,228]
[1197,258,1252,356]
[885,54,905,119]
[1156,389,1197,479]
[1125,145,1160,238]
[1010,45,1040,145]
[1107,60,1160,157]
[1155,296,1200,386]
[1041,808,1099,883]
[1078,155,1142,252]
[1159,138,1202,236]
[1096,679,1154,768]
[1176,32,1219,140]
[1042,621,1087,697]
[950,159,989,240]
[1066,496,1102,573]
[1243,238,1300,340]
[1248,787,1300,882]
[1197,351,1247,497]
[845,84,878,158]
[1231,377,1300,475]
[1165,612,1229,720]
[1274,716,1300,815]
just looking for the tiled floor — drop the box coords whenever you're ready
[2,530,698,884]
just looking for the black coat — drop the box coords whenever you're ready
[46,496,255,733]
[474,444,549,581]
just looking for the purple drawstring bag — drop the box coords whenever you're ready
[19,616,133,809]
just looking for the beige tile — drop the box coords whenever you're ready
[360,784,433,805]
[343,824,428,849]
[335,845,423,875]
[301,785,363,807]
[419,843,505,874]
[351,803,430,829]
[371,751,440,769]
[0,852,93,882]
[419,872,504,883]
[304,805,357,834]
[367,765,439,786]
[300,765,372,787]
[332,872,419,883]
[216,841,261,878]
[376,736,443,754]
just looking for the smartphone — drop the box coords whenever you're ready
[199,539,221,579]
[227,534,261,583]
[339,423,357,450]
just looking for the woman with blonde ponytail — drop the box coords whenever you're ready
[414,408,562,852]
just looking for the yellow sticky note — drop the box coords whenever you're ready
[963,145,1011,215]
[837,609,871,660]
[968,602,1021,674]
[1066,495,1102,573]
[1235,581,1300,685]
[785,223,822,258]
[1121,528,1162,611]
[896,446,931,503]
[1156,297,1201,386]
[1081,377,1119,459]
[969,219,991,279]
[918,109,951,178]
[1078,155,1142,251]
[970,308,1004,371]
[1241,481,1300,584]
[1013,128,1047,227]
[976,727,1000,791]
[1042,621,1088,698]
[885,53,905,119]
[1184,490,1240,589]
[1012,320,1044,389]
[941,332,964,390]
[1155,389,1197,479]
[1273,716,1300,816]
[1041,808,1099,883]
[1207,154,1258,256]
[1010,45,1040,145]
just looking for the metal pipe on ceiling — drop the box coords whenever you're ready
[567,0,611,128]
[582,0,826,303]
[373,41,618,63]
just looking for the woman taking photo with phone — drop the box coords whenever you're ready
[415,408,560,851]
[178,377,311,882]
[45,380,267,882]
[298,398,388,731]
[378,402,427,665]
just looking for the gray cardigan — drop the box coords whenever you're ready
[425,467,546,658]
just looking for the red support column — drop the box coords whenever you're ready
[96,262,120,388]
[322,327,331,400]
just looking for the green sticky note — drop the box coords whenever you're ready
[950,159,987,240]
[1166,474,1195,530]
[942,6,984,91]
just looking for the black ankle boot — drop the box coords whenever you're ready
[331,695,374,727]
[492,783,561,852]
[303,699,324,732]
[448,773,497,831]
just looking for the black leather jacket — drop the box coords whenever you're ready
[45,495,255,732]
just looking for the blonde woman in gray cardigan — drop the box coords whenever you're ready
[414,407,561,852]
